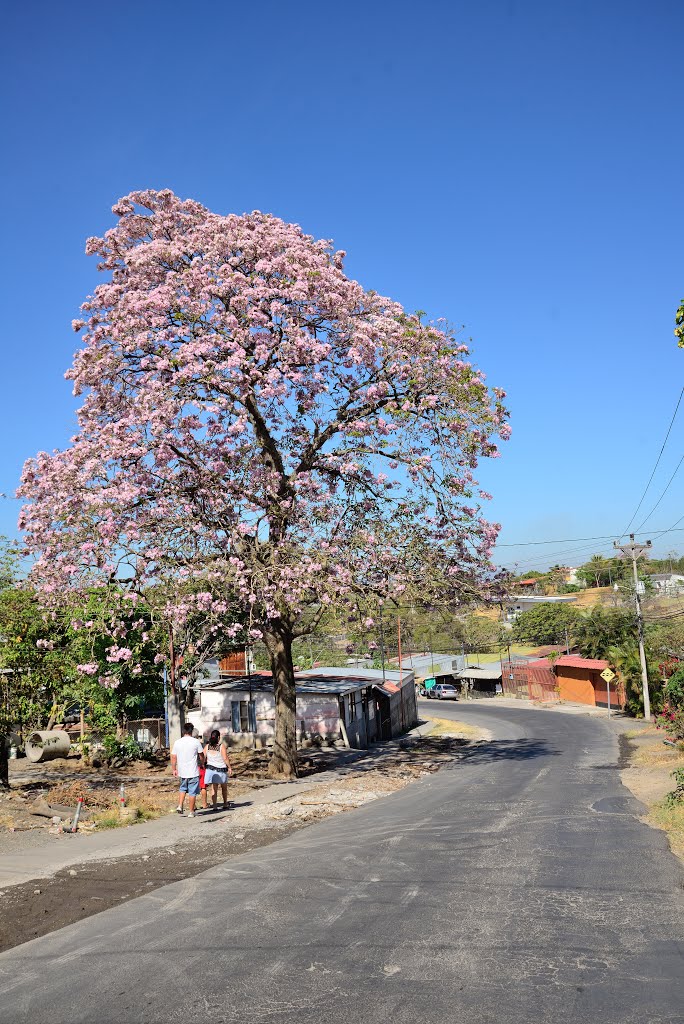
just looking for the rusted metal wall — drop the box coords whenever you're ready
[219,650,247,674]
[502,663,557,702]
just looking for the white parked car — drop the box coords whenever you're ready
[428,683,458,700]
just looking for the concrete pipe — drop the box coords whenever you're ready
[25,730,71,763]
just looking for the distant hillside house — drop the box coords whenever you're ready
[504,595,577,623]
[649,573,684,597]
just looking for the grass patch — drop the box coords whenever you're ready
[92,806,160,830]
[428,717,484,739]
[632,744,684,769]
[649,800,684,859]
[92,810,131,830]
[465,644,536,666]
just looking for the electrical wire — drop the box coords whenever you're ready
[634,454,684,533]
[495,527,684,549]
[619,385,684,539]
[651,513,684,543]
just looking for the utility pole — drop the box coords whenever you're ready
[378,609,386,683]
[397,617,402,680]
[614,533,652,720]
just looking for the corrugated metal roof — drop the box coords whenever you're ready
[373,683,399,697]
[554,655,609,670]
[299,667,413,684]
[458,665,502,680]
[201,673,361,696]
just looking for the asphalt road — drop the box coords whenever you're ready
[0,703,682,1024]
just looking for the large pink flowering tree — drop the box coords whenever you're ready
[19,190,509,776]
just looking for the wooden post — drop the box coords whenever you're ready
[397,616,402,678]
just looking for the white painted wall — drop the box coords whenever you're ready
[194,687,343,742]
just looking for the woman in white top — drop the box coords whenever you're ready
[203,729,232,811]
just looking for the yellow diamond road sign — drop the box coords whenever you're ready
[600,668,615,683]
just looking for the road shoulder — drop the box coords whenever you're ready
[618,722,684,863]
[0,720,485,952]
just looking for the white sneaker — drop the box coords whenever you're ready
[186,811,195,818]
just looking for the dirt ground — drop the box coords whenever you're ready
[0,728,479,952]
[0,821,309,952]
[0,743,374,836]
[619,723,684,861]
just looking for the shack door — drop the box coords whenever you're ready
[376,694,392,740]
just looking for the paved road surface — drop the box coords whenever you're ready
[0,704,682,1024]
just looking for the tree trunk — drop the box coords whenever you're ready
[264,624,299,779]
[166,629,184,747]
[167,689,184,748]
[0,734,9,791]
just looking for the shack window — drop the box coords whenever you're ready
[231,700,255,732]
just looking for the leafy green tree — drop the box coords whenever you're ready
[646,553,684,574]
[0,587,73,722]
[575,555,626,589]
[511,602,580,645]
[608,642,662,717]
[461,613,504,652]
[0,545,75,788]
[646,617,684,664]
[676,298,684,348]
[66,587,164,733]
[574,607,635,659]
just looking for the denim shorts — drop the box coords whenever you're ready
[179,776,200,795]
[204,767,228,785]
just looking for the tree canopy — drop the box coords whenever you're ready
[511,602,580,645]
[19,191,509,775]
[573,606,636,659]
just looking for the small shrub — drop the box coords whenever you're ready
[665,766,684,807]
[101,734,153,764]
[93,810,128,829]
[656,704,684,741]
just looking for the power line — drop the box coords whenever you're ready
[509,541,619,574]
[644,610,684,622]
[504,527,684,574]
[619,385,684,538]
[495,527,684,549]
[651,513,684,543]
[634,454,684,532]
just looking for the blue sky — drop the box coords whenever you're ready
[1,0,682,572]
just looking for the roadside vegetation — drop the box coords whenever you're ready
[620,724,684,863]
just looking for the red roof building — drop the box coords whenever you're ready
[553,655,623,709]
[502,655,624,709]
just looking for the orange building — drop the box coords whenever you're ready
[553,655,624,709]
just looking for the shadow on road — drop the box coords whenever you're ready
[328,736,559,780]
[451,737,559,766]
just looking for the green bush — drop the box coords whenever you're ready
[101,734,152,764]
[656,668,684,739]
[664,668,684,705]
[665,766,684,807]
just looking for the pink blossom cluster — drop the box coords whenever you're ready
[18,190,510,662]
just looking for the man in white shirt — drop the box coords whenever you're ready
[171,723,205,817]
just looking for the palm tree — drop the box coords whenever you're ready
[608,642,660,717]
